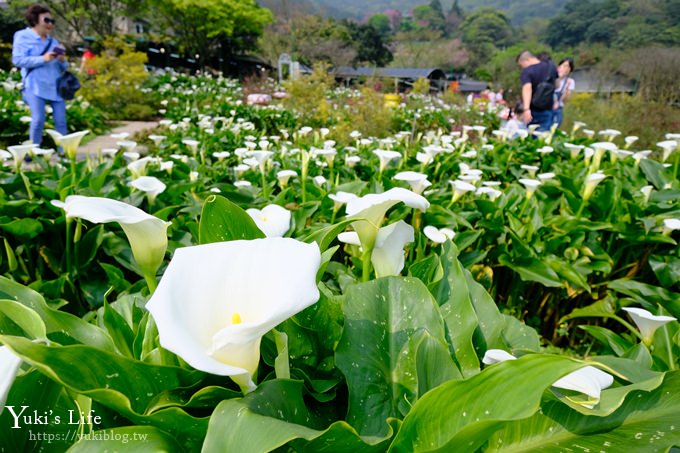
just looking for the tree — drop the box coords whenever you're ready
[148,0,272,69]
[367,14,391,37]
[345,21,393,67]
[412,4,446,35]
[459,7,513,68]
[445,0,465,34]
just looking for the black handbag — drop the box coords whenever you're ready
[57,71,81,100]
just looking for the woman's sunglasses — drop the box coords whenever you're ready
[43,17,56,24]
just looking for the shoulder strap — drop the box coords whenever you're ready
[25,37,53,78]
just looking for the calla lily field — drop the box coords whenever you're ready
[0,71,679,452]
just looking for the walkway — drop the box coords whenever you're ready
[78,120,158,157]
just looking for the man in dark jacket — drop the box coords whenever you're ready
[516,50,557,133]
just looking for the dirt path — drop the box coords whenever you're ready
[78,120,158,157]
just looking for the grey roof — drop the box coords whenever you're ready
[457,79,489,92]
[334,67,446,80]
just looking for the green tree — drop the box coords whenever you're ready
[344,21,393,67]
[368,13,391,37]
[412,4,446,35]
[459,7,513,68]
[149,0,272,68]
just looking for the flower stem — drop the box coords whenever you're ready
[144,273,158,295]
[65,217,73,274]
[361,248,372,282]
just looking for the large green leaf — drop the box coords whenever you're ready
[609,278,680,319]
[649,254,680,290]
[0,370,79,452]
[0,218,43,240]
[498,255,563,287]
[203,379,397,452]
[432,241,481,377]
[0,276,115,351]
[388,355,588,453]
[336,277,457,437]
[302,217,355,252]
[489,370,680,452]
[0,336,209,449]
[198,194,264,244]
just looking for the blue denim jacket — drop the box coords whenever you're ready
[12,28,69,101]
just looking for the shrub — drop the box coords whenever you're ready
[282,63,335,126]
[79,37,155,120]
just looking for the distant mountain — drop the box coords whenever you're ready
[262,0,568,25]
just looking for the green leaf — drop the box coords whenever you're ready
[203,379,396,452]
[336,277,456,437]
[0,299,46,339]
[579,325,633,356]
[0,218,43,240]
[489,370,680,452]
[649,254,680,289]
[302,218,355,252]
[465,270,506,351]
[273,329,290,379]
[389,354,587,452]
[198,195,264,244]
[0,276,115,351]
[498,255,563,287]
[67,426,182,452]
[75,224,104,271]
[640,158,671,190]
[501,315,541,352]
[102,300,135,358]
[608,278,680,319]
[433,241,481,377]
[408,253,442,286]
[0,370,79,451]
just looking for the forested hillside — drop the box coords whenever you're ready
[262,0,567,24]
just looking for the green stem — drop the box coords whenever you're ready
[361,248,373,282]
[261,171,268,200]
[575,198,587,219]
[144,273,158,295]
[65,218,73,275]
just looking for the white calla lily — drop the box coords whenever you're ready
[345,188,429,252]
[129,176,167,202]
[371,220,414,277]
[423,225,455,244]
[552,366,614,409]
[46,129,89,160]
[146,238,321,392]
[0,345,23,414]
[481,349,517,365]
[373,149,401,173]
[519,178,541,199]
[246,204,291,238]
[394,171,431,194]
[622,307,677,345]
[276,169,297,187]
[52,196,170,291]
[7,144,36,170]
[583,172,607,200]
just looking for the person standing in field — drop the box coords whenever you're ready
[12,4,69,147]
[553,57,575,128]
[516,50,558,133]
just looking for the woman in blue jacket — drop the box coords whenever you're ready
[12,4,69,147]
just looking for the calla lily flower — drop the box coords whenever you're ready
[212,151,231,161]
[0,345,23,414]
[519,178,541,199]
[117,140,137,153]
[345,155,361,167]
[423,225,455,243]
[246,204,291,238]
[345,188,429,252]
[371,220,414,277]
[449,180,476,203]
[338,220,414,277]
[46,129,89,160]
[476,186,502,201]
[656,140,678,162]
[247,151,274,174]
[583,172,607,201]
[394,171,431,195]
[481,350,613,408]
[182,139,200,154]
[148,134,166,146]
[552,366,614,409]
[129,176,167,202]
[624,136,638,149]
[7,144,36,170]
[52,196,170,290]
[328,191,358,211]
[482,349,516,365]
[663,218,680,232]
[622,307,677,345]
[276,169,297,187]
[521,164,539,178]
[373,150,401,173]
[146,238,321,392]
[640,185,654,203]
[313,175,327,188]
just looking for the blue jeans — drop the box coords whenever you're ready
[23,91,67,146]
[530,109,553,132]
[552,107,564,128]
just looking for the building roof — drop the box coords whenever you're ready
[333,67,447,80]
[457,78,489,92]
